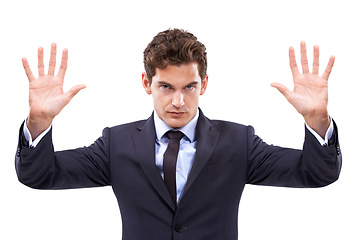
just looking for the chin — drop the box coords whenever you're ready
[166,119,188,129]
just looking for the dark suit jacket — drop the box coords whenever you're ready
[15,110,342,240]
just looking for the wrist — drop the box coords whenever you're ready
[304,112,330,139]
[27,113,54,140]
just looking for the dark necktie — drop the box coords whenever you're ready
[163,131,184,203]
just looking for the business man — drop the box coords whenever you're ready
[16,29,341,240]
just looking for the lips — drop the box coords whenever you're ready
[168,112,185,117]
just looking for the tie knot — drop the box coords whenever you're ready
[166,131,184,140]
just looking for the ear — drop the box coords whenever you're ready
[142,72,152,95]
[200,74,208,95]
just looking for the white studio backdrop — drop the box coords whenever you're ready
[0,0,354,239]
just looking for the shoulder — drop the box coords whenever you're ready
[211,119,248,129]
[104,119,148,134]
[207,118,253,134]
[198,109,253,134]
[95,119,150,146]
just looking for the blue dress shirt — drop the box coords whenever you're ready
[153,110,199,204]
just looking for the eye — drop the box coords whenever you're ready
[160,85,171,91]
[186,85,194,90]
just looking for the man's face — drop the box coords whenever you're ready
[142,62,208,128]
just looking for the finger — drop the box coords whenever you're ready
[38,47,45,76]
[322,56,335,80]
[63,84,87,103]
[270,82,293,102]
[300,41,309,74]
[48,43,57,76]
[57,48,68,80]
[22,57,35,82]
[312,45,319,75]
[289,47,300,77]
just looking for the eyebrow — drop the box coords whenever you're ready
[157,81,199,88]
[158,81,172,87]
[186,82,199,87]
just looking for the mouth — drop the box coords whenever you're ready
[168,111,185,117]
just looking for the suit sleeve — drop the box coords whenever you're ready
[246,120,342,188]
[15,121,111,189]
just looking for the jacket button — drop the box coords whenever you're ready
[175,224,184,233]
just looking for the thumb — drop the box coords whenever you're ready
[270,82,292,101]
[63,84,86,103]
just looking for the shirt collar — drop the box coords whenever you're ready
[154,110,199,143]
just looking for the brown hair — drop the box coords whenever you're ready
[143,28,207,84]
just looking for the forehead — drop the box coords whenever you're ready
[152,63,201,85]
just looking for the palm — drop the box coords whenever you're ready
[289,73,328,117]
[29,75,68,117]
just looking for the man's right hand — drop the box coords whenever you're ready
[22,43,86,140]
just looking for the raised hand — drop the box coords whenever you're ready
[23,43,86,139]
[271,42,335,138]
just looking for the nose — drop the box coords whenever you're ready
[172,91,184,108]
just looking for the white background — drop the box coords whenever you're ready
[0,0,354,239]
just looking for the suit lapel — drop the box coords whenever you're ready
[182,109,219,197]
[132,110,219,210]
[132,114,176,211]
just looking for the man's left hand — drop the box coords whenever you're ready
[271,41,335,139]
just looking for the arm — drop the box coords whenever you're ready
[15,44,109,189]
[271,42,335,138]
[249,42,341,187]
[16,121,111,189]
[246,122,341,188]
[22,43,86,139]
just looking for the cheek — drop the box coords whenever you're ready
[186,92,200,106]
[152,93,169,109]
